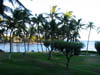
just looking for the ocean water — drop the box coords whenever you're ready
[0,43,47,52]
[0,41,96,52]
[81,41,96,51]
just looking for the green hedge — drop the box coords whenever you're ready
[95,41,100,55]
[43,40,84,55]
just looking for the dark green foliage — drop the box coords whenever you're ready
[51,40,66,51]
[43,40,84,55]
[43,40,50,48]
[95,41,100,55]
[74,42,84,55]
[0,49,5,53]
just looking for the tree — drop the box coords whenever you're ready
[86,22,95,55]
[0,0,27,15]
[17,9,31,54]
[71,18,85,42]
[27,25,36,52]
[59,11,73,41]
[44,40,84,69]
[3,8,31,59]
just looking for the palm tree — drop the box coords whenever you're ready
[17,9,31,54]
[60,11,73,41]
[3,8,31,59]
[71,18,85,42]
[36,14,44,52]
[0,0,27,15]
[27,25,36,52]
[31,15,40,52]
[46,6,63,59]
[86,22,95,55]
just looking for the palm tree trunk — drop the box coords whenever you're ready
[27,39,30,52]
[36,35,39,52]
[16,42,18,52]
[9,31,13,60]
[40,40,43,52]
[17,36,20,52]
[24,39,27,54]
[18,42,20,52]
[39,33,43,52]
[86,28,91,55]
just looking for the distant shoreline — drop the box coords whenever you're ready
[0,42,42,44]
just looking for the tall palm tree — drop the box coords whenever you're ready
[0,0,27,15]
[4,8,31,59]
[31,15,40,52]
[46,6,63,59]
[60,11,73,41]
[27,25,36,52]
[86,22,95,55]
[17,9,31,54]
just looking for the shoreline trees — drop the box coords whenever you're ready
[0,5,96,53]
[0,0,96,63]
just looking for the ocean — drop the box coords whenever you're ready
[81,40,96,51]
[0,41,96,52]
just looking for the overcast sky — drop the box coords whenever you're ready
[15,0,100,40]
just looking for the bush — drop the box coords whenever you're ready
[43,40,50,48]
[95,41,100,55]
[53,40,66,52]
[43,40,84,55]
[74,42,84,55]
[0,49,5,53]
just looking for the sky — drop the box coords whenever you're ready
[9,0,100,41]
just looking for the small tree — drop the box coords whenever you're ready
[43,40,84,69]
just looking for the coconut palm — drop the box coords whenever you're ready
[3,8,31,59]
[27,25,36,52]
[71,18,85,42]
[86,22,95,55]
[17,9,31,54]
[59,11,73,41]
[0,0,27,15]
[31,15,40,52]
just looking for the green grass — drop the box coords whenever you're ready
[0,52,100,75]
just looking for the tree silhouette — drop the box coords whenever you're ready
[86,22,95,55]
[3,8,31,58]
[0,0,27,15]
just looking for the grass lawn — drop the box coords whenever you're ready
[0,52,100,75]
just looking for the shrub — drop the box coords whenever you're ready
[43,40,50,48]
[74,42,84,55]
[53,40,66,52]
[95,41,100,55]
[0,49,5,53]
